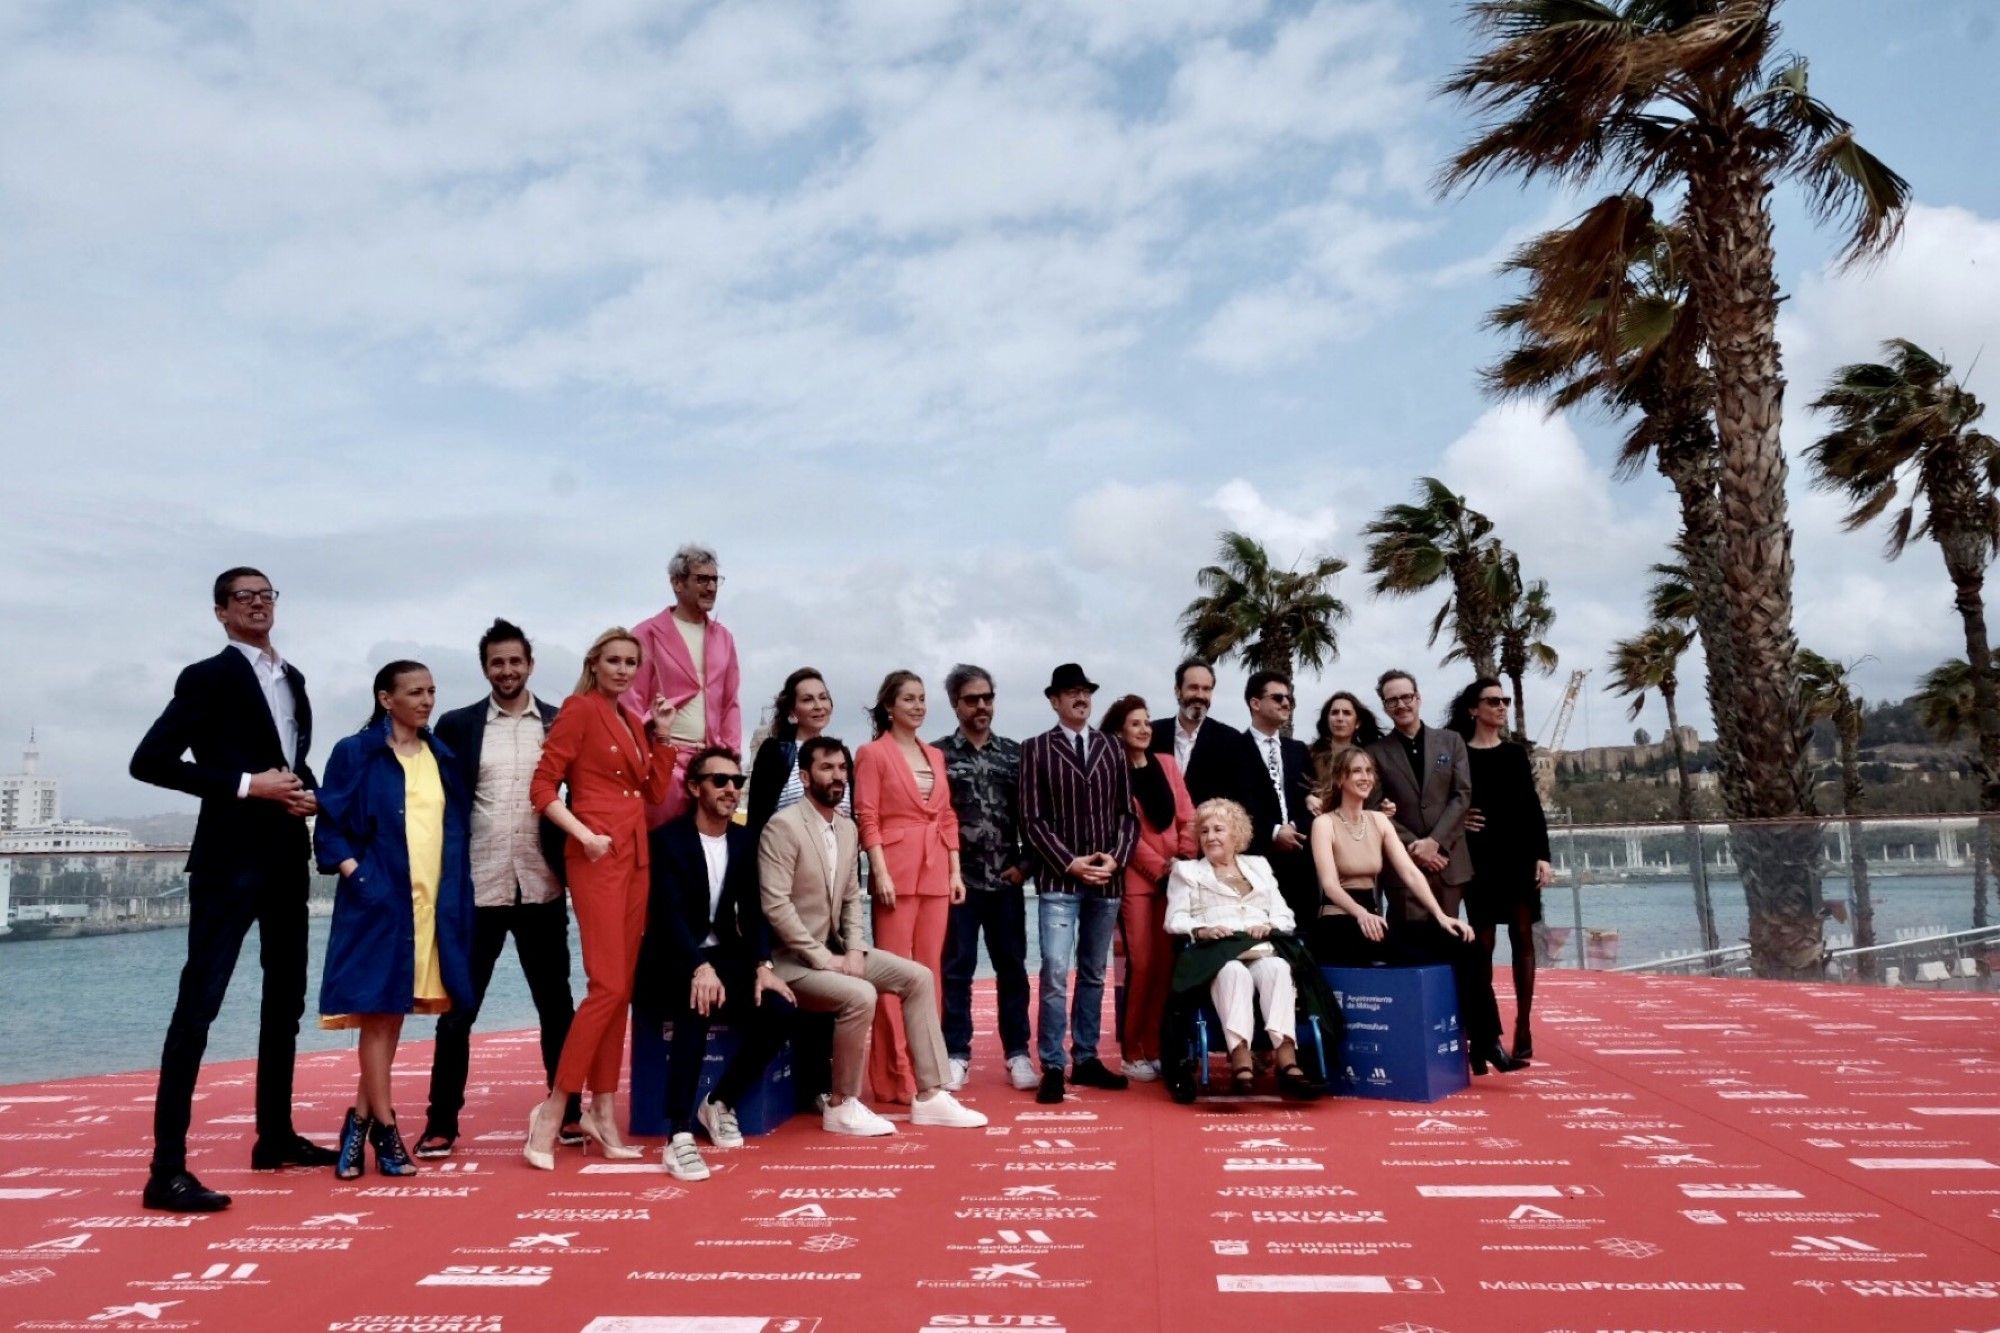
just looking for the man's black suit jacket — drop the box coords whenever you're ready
[1233,726,1315,859]
[633,816,772,1015]
[431,695,567,885]
[1148,715,1248,810]
[130,646,316,876]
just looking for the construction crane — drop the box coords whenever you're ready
[1531,669,1588,803]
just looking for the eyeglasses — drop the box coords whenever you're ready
[228,589,280,605]
[697,773,749,789]
[1263,694,1294,706]
[688,574,724,588]
[1479,695,1512,707]
[957,691,996,706]
[1381,692,1417,707]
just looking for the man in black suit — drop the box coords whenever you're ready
[1149,658,1246,808]
[1234,670,1318,921]
[130,567,337,1212]
[636,745,796,1181]
[415,619,581,1158]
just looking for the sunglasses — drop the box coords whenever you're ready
[957,691,996,706]
[1480,695,1511,707]
[697,773,749,789]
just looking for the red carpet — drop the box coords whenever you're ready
[2,972,1997,1332]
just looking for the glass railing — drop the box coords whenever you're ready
[1541,812,1998,988]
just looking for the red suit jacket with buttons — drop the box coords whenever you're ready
[530,691,676,867]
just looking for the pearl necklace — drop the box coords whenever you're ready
[1332,808,1367,842]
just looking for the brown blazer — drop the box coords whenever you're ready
[1366,724,1474,887]
[758,799,866,981]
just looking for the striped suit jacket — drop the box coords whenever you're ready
[1019,725,1138,897]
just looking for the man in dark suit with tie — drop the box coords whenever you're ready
[1366,669,1475,921]
[1148,658,1247,809]
[636,745,796,1180]
[1234,670,1318,921]
[129,567,337,1212]
[415,618,581,1159]
[1019,663,1138,1104]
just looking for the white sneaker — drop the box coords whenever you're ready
[1124,1059,1160,1083]
[910,1088,988,1129]
[822,1097,897,1137]
[945,1057,970,1091]
[1006,1054,1038,1090]
[662,1131,710,1181]
[697,1098,743,1149]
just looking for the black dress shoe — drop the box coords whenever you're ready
[142,1170,231,1213]
[251,1134,341,1171]
[1470,1040,1526,1076]
[1035,1069,1066,1105]
[1070,1058,1128,1091]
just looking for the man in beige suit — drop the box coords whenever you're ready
[759,736,987,1137]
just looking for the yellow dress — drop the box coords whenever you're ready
[319,744,449,1029]
[400,745,450,1016]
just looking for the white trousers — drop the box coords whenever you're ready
[1209,955,1295,1048]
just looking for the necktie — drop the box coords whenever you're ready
[1264,736,1281,788]
[1075,732,1087,765]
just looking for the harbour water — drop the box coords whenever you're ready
[1,874,1987,1086]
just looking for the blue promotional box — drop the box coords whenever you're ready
[627,1011,795,1138]
[1321,964,1469,1103]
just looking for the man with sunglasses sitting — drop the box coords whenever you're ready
[635,745,796,1180]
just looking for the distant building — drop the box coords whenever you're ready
[1556,726,1703,778]
[0,735,136,853]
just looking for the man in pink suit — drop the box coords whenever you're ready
[623,544,743,827]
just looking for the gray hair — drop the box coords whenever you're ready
[944,663,994,704]
[669,544,719,582]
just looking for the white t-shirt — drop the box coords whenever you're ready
[699,830,728,948]
[672,615,707,745]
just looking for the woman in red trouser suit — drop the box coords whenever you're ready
[522,628,678,1167]
[1102,695,1194,1079]
[855,671,963,1104]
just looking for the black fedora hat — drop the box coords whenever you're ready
[1043,662,1100,697]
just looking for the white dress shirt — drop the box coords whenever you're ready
[230,639,297,798]
[469,698,562,907]
[1173,715,1201,770]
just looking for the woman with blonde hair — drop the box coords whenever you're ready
[522,628,680,1167]
[1308,745,1523,1076]
[1163,797,1334,1100]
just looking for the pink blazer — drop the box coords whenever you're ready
[1124,753,1196,897]
[621,609,743,753]
[854,735,961,897]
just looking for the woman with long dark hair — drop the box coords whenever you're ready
[1446,677,1551,1060]
[1305,691,1390,818]
[522,629,679,1168]
[746,667,842,832]
[854,670,963,1103]
[1100,694,1194,1082]
[314,660,476,1178]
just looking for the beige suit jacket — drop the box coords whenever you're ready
[758,800,866,981]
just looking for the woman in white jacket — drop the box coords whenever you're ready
[1165,798,1318,1098]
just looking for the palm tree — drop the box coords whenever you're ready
[1797,649,1876,968]
[1181,531,1350,726]
[1444,0,1910,980]
[1913,654,2000,929]
[1607,623,1719,952]
[1808,340,2000,815]
[1494,551,1560,740]
[1484,199,1745,806]
[1363,479,1505,677]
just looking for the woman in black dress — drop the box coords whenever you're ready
[1447,678,1551,1060]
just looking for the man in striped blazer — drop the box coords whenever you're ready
[1018,663,1138,1104]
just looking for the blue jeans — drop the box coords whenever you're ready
[1036,892,1119,1069]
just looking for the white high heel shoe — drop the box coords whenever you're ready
[580,1103,642,1161]
[523,1104,556,1171]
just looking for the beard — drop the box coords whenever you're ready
[811,778,848,808]
[1179,699,1208,725]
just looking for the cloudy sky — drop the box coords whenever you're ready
[5,0,1999,818]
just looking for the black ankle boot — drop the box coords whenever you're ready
[369,1116,417,1176]
[335,1108,371,1181]
[1470,1039,1525,1076]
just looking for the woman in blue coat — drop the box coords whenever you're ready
[314,660,476,1179]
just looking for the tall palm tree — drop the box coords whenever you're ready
[1484,199,1745,806]
[1797,649,1876,968]
[1363,479,1505,677]
[1181,531,1350,728]
[1607,622,1719,952]
[1494,551,1560,740]
[1808,340,2000,813]
[1913,654,2000,929]
[1444,0,1910,980]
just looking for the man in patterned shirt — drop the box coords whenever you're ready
[935,665,1038,1092]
